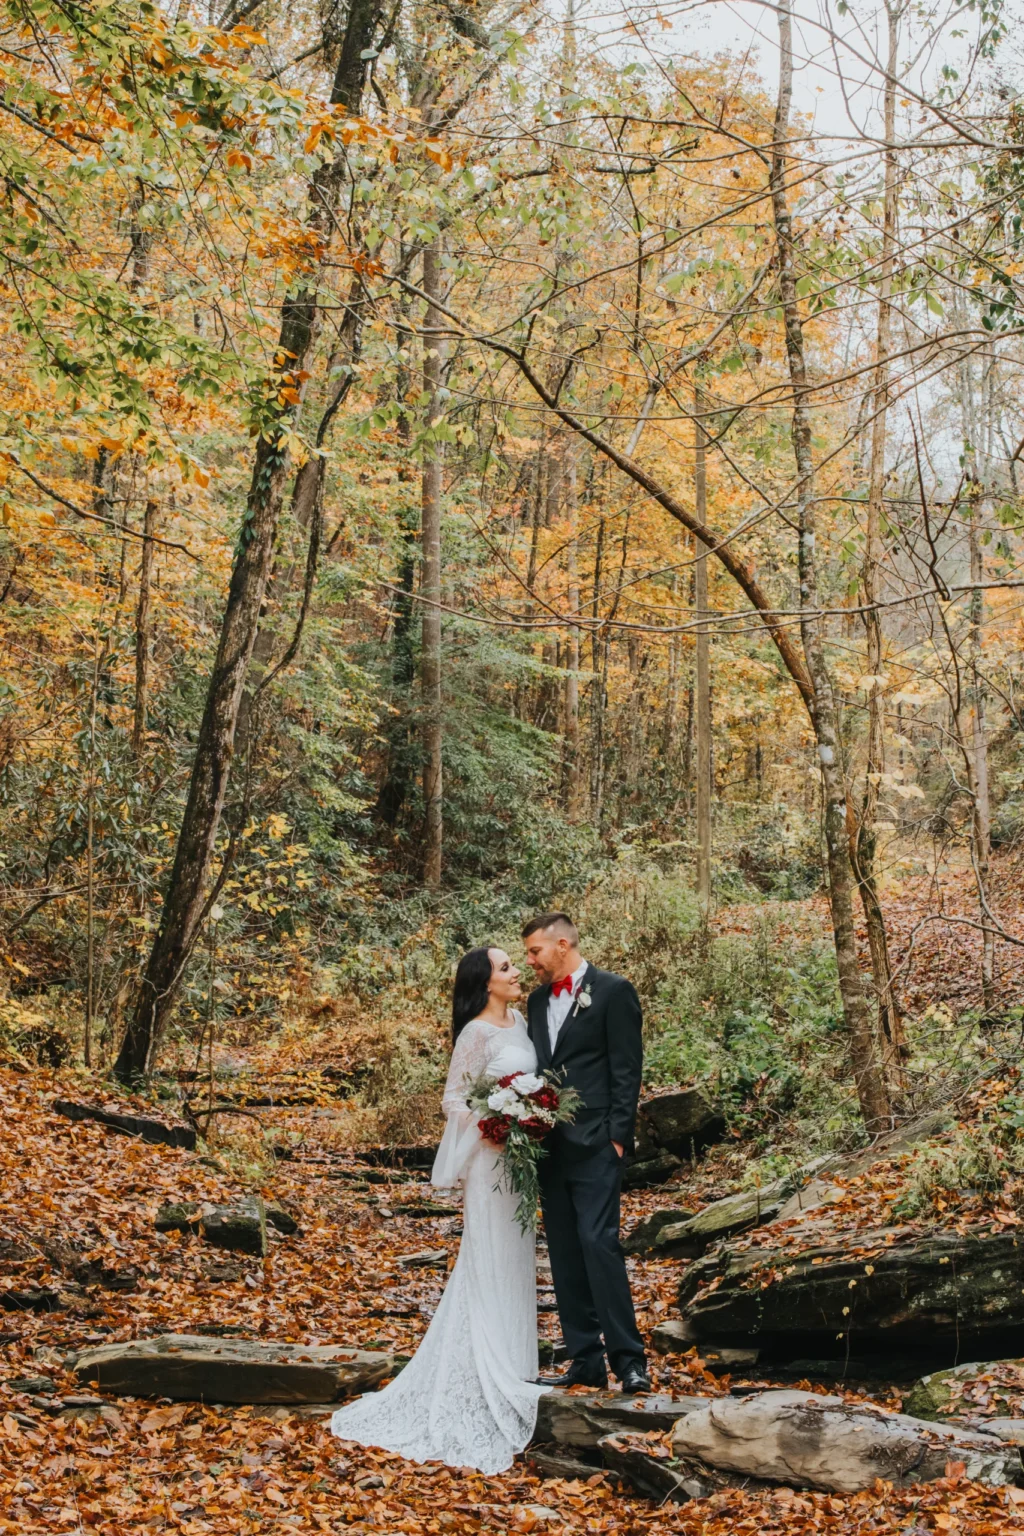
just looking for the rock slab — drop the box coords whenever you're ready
[670,1389,1021,1493]
[773,1109,953,1224]
[73,1334,397,1404]
[651,1318,697,1354]
[598,1433,711,1501]
[680,1226,1024,1356]
[623,1152,684,1189]
[650,1176,798,1259]
[624,1208,691,1255]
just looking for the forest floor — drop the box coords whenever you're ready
[1,1051,1023,1536]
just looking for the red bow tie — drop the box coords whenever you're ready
[552,975,575,998]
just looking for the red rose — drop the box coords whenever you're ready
[479,1115,510,1146]
[518,1117,550,1141]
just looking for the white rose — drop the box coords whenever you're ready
[487,1088,518,1114]
[510,1073,545,1096]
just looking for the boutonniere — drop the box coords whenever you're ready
[575,986,592,1011]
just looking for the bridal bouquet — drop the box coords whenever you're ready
[465,1070,580,1233]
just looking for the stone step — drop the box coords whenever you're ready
[71,1334,398,1405]
[534,1388,709,1452]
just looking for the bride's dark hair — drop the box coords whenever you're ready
[452,945,496,1043]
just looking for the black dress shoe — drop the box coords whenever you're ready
[559,1357,609,1389]
[618,1362,651,1394]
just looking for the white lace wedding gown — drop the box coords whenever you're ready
[330,1011,548,1473]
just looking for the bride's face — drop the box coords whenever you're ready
[487,948,522,1005]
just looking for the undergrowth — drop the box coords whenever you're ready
[893,1091,1024,1218]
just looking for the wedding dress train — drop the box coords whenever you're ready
[330,1012,548,1473]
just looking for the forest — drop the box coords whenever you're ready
[2,0,1024,1527]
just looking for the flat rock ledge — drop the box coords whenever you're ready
[71,1334,397,1405]
[680,1225,1024,1359]
[597,1431,760,1502]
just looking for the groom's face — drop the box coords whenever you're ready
[524,931,569,985]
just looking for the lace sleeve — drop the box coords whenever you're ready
[432,1022,492,1188]
[441,1021,491,1117]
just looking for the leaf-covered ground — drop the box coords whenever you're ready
[2,1067,1024,1534]
[716,858,1024,1020]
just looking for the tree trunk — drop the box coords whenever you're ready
[955,327,997,1015]
[563,451,581,815]
[85,640,100,1070]
[421,239,445,889]
[128,178,154,293]
[663,570,680,777]
[694,387,712,908]
[114,0,382,1082]
[376,263,419,829]
[771,0,891,1131]
[589,511,605,814]
[376,537,418,827]
[683,674,694,813]
[854,0,906,1079]
[132,498,158,758]
[968,501,996,1012]
[236,267,366,765]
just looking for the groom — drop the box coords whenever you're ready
[523,912,649,1394]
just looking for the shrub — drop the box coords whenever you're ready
[0,1001,72,1067]
[893,1124,1024,1217]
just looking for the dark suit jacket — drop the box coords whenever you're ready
[527,964,643,1162]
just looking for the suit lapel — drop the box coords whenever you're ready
[552,963,596,1065]
[529,986,553,1070]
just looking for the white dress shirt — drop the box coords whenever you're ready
[547,959,589,1057]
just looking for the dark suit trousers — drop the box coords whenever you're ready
[539,1142,645,1372]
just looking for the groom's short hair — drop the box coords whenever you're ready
[522,911,579,945]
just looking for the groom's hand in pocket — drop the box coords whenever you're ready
[611,1141,624,1158]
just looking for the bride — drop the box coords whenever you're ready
[330,945,549,1473]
